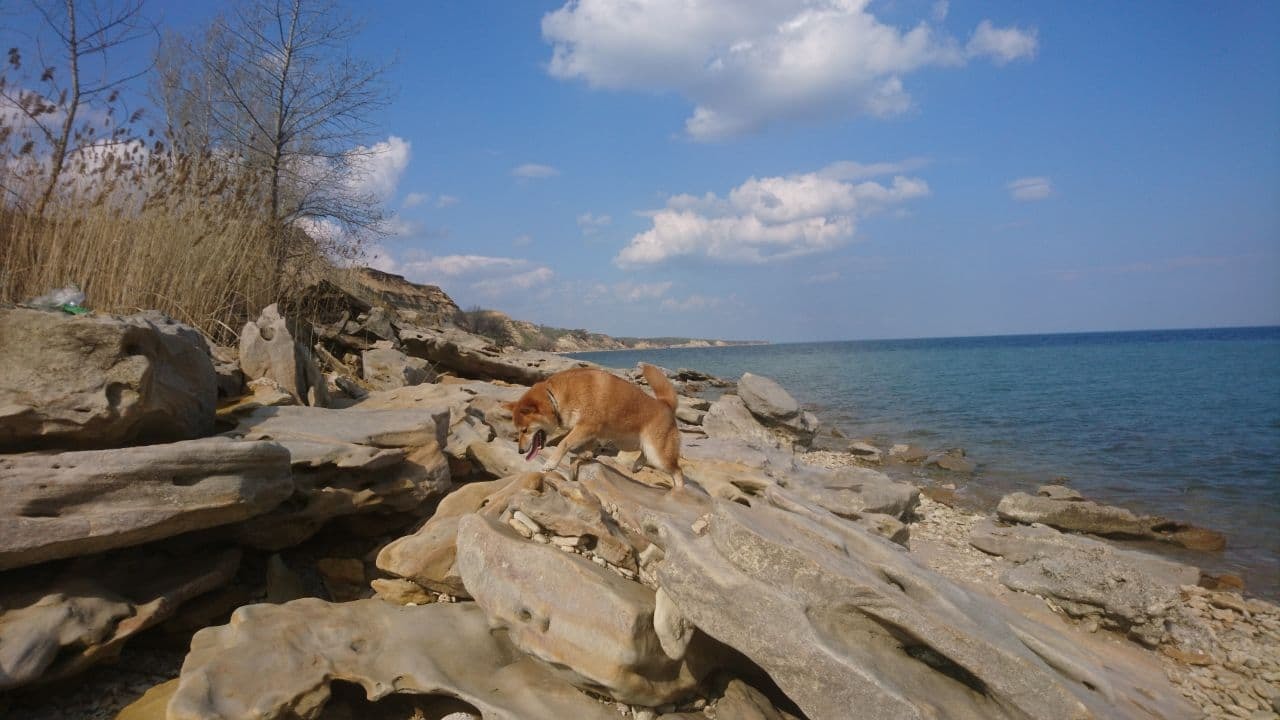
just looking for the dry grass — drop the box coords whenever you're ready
[0,150,284,344]
[0,140,354,346]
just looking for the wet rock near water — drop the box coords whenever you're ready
[997,485,1227,551]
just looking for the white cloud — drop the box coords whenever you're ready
[513,233,534,247]
[512,163,560,179]
[402,191,429,208]
[472,267,555,295]
[436,194,460,208]
[577,212,613,235]
[616,160,929,267]
[400,254,526,277]
[967,20,1040,65]
[542,0,1037,140]
[1007,176,1052,201]
[348,136,411,201]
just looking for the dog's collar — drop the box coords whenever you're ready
[545,387,563,426]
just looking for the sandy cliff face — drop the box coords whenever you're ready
[349,267,464,327]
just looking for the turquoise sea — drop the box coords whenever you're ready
[570,327,1280,599]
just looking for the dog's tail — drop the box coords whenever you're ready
[641,363,678,412]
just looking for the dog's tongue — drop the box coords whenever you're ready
[525,432,543,461]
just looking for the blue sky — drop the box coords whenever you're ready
[10,1,1280,342]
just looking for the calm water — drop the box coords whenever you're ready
[570,327,1280,598]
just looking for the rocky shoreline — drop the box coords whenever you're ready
[1,295,1276,720]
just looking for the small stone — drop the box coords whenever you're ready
[511,510,541,534]
[691,517,709,536]
[552,535,583,548]
[634,710,657,720]
[533,533,550,544]
[507,517,534,538]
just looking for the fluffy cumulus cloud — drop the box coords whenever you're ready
[616,161,929,267]
[1007,176,1052,201]
[543,0,1037,139]
[436,194,460,208]
[348,136,411,201]
[511,163,561,179]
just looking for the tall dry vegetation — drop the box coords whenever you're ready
[0,0,390,345]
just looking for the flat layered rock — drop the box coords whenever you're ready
[226,406,451,549]
[0,438,291,570]
[0,308,217,451]
[455,514,713,705]
[398,325,595,385]
[168,599,620,720]
[997,490,1226,551]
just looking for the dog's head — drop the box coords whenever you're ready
[503,383,558,461]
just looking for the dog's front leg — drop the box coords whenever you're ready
[541,425,594,474]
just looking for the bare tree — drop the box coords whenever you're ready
[163,0,392,288]
[0,0,152,216]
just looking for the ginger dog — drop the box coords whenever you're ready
[504,364,685,488]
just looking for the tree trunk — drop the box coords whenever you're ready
[34,0,81,218]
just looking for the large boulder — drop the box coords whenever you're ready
[0,308,217,451]
[239,303,329,407]
[0,437,292,570]
[168,599,621,720]
[996,488,1226,551]
[702,395,788,450]
[0,545,240,689]
[456,514,713,705]
[225,406,452,548]
[736,373,819,447]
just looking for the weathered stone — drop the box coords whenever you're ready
[737,373,800,421]
[785,464,920,521]
[361,347,436,390]
[376,476,525,596]
[455,514,713,705]
[1037,484,1084,501]
[847,441,884,463]
[0,546,240,689]
[239,303,329,407]
[1000,546,1186,647]
[0,438,291,570]
[370,578,433,605]
[997,491,1227,551]
[227,406,451,549]
[398,325,595,385]
[703,395,788,450]
[623,469,1197,719]
[969,520,1201,588]
[0,307,217,451]
[169,599,621,720]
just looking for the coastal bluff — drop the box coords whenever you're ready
[0,294,1275,720]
